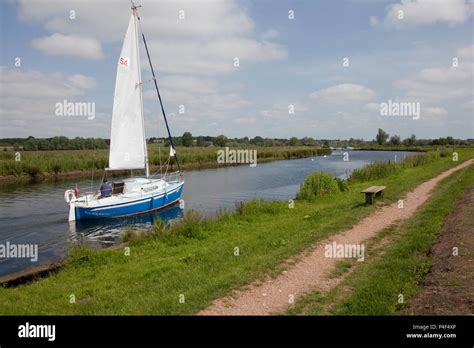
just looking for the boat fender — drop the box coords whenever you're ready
[64,189,76,203]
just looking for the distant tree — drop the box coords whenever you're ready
[250,136,264,146]
[263,138,275,146]
[389,135,401,146]
[403,134,417,146]
[172,136,183,146]
[182,132,193,147]
[375,128,389,145]
[214,135,227,147]
[23,138,38,151]
[37,139,50,150]
[288,137,299,146]
[196,136,205,147]
[301,137,316,146]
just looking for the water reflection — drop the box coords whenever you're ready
[68,204,184,249]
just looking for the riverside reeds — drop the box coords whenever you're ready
[0,146,331,177]
[349,151,443,182]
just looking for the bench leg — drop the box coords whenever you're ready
[365,193,373,205]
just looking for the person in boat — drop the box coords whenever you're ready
[99,178,112,198]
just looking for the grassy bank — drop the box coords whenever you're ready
[0,145,330,182]
[287,162,474,315]
[0,149,472,315]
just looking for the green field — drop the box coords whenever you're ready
[0,148,472,315]
[0,145,330,179]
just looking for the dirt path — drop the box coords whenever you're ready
[199,159,473,315]
[400,185,474,315]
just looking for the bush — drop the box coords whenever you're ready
[25,164,41,178]
[350,161,398,182]
[297,172,340,201]
[439,149,450,158]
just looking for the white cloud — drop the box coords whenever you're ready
[142,74,251,135]
[68,74,97,90]
[143,75,219,103]
[13,0,287,137]
[394,45,474,103]
[395,68,472,102]
[260,103,309,121]
[159,75,218,95]
[382,0,474,28]
[142,74,252,137]
[369,16,379,27]
[0,67,96,99]
[458,44,474,60]
[32,34,104,60]
[364,102,381,113]
[310,84,376,104]
[17,0,254,41]
[18,0,286,75]
[262,29,278,40]
[147,38,286,75]
[423,106,448,117]
[0,67,101,137]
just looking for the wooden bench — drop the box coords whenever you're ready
[361,185,386,205]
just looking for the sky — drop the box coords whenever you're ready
[0,0,473,140]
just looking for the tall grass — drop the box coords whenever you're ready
[350,161,399,182]
[0,146,331,177]
[350,151,442,182]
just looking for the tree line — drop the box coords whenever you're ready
[1,132,471,151]
[1,136,109,151]
[374,128,470,146]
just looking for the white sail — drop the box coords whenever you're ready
[109,12,147,171]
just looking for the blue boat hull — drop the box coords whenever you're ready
[75,182,184,220]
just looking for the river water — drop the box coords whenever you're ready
[0,150,411,276]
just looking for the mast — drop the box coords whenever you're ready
[131,3,149,177]
[134,4,182,172]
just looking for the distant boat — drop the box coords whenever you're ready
[65,3,184,221]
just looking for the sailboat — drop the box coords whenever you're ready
[64,3,184,221]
